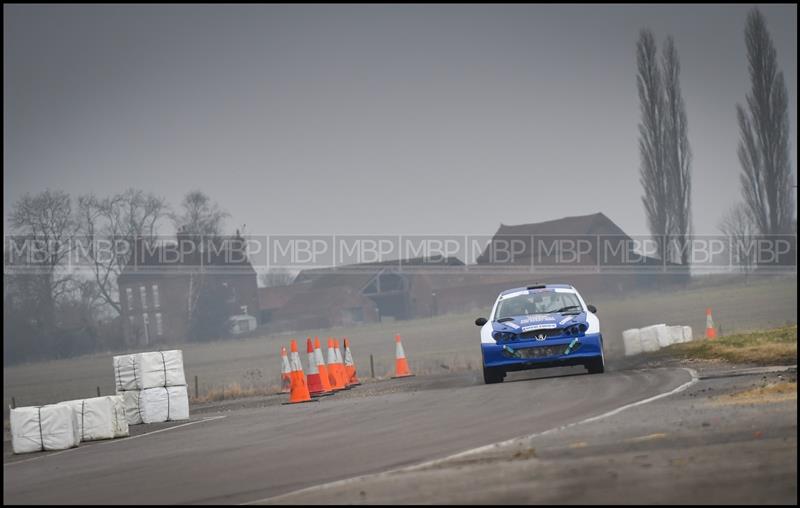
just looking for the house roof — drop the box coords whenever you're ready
[477,212,631,264]
[491,212,629,238]
[119,235,256,279]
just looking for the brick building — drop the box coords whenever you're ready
[118,231,258,346]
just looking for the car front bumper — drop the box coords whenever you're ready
[481,332,603,370]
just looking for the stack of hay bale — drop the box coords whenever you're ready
[113,350,190,424]
[623,324,694,357]
[9,351,187,455]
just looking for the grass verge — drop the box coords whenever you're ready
[190,383,282,404]
[662,325,797,365]
[712,381,797,406]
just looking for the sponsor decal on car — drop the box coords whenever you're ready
[521,323,558,332]
[559,316,575,325]
[519,315,554,324]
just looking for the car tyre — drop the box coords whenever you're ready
[586,356,605,374]
[483,366,505,384]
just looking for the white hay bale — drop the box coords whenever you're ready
[622,328,643,356]
[119,390,143,426]
[139,386,190,424]
[667,326,685,345]
[59,397,114,442]
[639,324,666,352]
[10,405,80,454]
[108,395,130,437]
[114,350,186,391]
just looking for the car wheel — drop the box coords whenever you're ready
[483,366,505,384]
[586,356,605,374]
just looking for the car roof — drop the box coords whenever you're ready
[499,284,574,296]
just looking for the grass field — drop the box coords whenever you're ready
[3,274,796,416]
[659,325,797,365]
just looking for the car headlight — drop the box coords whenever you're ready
[567,324,588,336]
[492,331,516,341]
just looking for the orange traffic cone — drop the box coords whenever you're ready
[280,345,291,393]
[314,336,335,393]
[334,339,354,388]
[334,338,350,389]
[392,334,414,378]
[705,308,717,340]
[342,338,361,386]
[327,338,348,390]
[306,338,332,396]
[283,339,316,405]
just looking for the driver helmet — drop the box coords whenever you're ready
[534,292,555,312]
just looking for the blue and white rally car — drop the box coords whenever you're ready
[475,284,604,384]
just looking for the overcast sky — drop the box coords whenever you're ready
[4,4,797,239]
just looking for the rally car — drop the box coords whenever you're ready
[474,284,604,384]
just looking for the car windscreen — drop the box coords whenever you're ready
[495,291,582,320]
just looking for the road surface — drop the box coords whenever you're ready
[4,366,692,504]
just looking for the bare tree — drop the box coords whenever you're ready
[259,268,295,288]
[662,36,692,265]
[7,190,80,356]
[737,8,794,236]
[637,29,670,261]
[719,203,757,275]
[172,190,230,238]
[77,189,169,314]
[171,190,231,331]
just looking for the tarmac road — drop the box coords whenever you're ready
[3,366,693,504]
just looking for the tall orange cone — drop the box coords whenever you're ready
[306,338,332,396]
[705,308,717,340]
[333,338,349,389]
[283,339,316,404]
[342,338,361,386]
[334,339,353,387]
[314,336,335,393]
[327,338,348,390]
[392,334,414,378]
[280,345,291,393]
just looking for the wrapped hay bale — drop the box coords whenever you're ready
[120,386,190,424]
[119,390,143,425]
[10,405,80,454]
[639,324,665,352]
[114,350,186,391]
[622,328,643,356]
[59,397,114,442]
[108,395,130,437]
[113,354,138,392]
[139,386,190,424]
[682,326,693,342]
[667,326,685,345]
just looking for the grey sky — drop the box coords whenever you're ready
[4,4,797,239]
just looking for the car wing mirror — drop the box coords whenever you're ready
[475,317,487,326]
[587,304,597,314]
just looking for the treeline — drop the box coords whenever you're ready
[636,7,795,269]
[4,189,230,365]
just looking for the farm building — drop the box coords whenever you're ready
[258,256,465,331]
